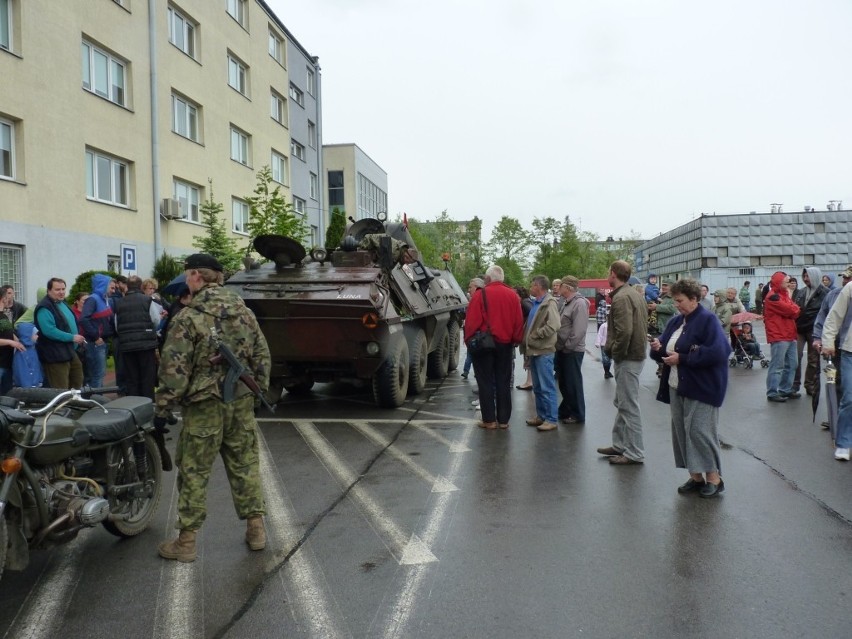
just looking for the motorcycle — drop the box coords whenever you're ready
[0,387,164,581]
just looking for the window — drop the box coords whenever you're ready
[306,68,315,96]
[228,54,248,96]
[310,172,318,199]
[0,244,22,294]
[230,126,250,165]
[271,150,288,185]
[168,6,196,58]
[268,28,283,65]
[232,198,249,233]
[289,83,303,107]
[357,173,387,220]
[0,118,14,180]
[308,120,316,148]
[310,225,318,248]
[171,93,199,142]
[328,170,344,207]
[291,139,305,161]
[226,0,247,28]
[293,196,306,214]
[81,40,127,106]
[174,179,200,222]
[270,90,287,124]
[1,0,11,51]
[85,148,129,206]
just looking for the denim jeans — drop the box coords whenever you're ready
[84,341,108,388]
[529,352,558,423]
[835,351,852,448]
[766,340,797,397]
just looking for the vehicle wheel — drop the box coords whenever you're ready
[103,434,163,538]
[407,329,428,396]
[447,322,461,371]
[284,377,315,395]
[373,339,410,408]
[761,359,769,368]
[0,514,7,583]
[729,358,737,368]
[427,326,451,379]
[746,360,754,369]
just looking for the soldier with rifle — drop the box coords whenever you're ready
[154,253,272,563]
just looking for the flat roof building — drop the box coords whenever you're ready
[635,207,852,293]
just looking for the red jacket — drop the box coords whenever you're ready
[763,271,800,343]
[464,282,524,345]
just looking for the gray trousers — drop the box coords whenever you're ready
[670,393,722,474]
[612,359,645,461]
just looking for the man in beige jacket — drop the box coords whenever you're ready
[522,274,562,432]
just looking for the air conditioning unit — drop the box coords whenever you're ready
[160,198,184,220]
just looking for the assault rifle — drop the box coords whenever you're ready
[209,341,275,413]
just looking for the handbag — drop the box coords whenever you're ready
[467,289,496,353]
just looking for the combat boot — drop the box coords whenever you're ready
[158,530,197,562]
[246,516,266,551]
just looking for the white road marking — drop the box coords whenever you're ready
[348,421,459,493]
[153,476,203,639]
[257,434,350,637]
[8,544,85,639]
[293,421,438,565]
[408,422,472,453]
[372,422,475,638]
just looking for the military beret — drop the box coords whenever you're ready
[184,253,223,272]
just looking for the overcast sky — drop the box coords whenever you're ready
[267,0,852,240]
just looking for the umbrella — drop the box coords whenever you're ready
[162,273,188,296]
[730,311,762,325]
[821,357,839,439]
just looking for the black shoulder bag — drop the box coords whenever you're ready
[467,288,497,353]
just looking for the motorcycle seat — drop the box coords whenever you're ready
[78,396,155,442]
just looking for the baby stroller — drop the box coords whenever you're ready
[729,320,769,369]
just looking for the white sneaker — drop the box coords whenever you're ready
[471,399,480,407]
[834,447,850,461]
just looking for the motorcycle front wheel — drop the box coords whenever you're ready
[103,434,163,538]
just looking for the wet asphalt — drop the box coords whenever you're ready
[1,324,851,638]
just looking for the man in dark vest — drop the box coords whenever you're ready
[34,277,85,388]
[114,275,161,399]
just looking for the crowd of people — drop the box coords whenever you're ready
[461,259,852,498]
[1,274,187,397]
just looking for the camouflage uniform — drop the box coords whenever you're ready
[155,282,271,531]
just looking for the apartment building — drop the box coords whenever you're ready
[0,0,322,305]
[634,206,852,294]
[323,143,388,221]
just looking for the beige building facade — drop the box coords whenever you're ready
[0,0,323,305]
[323,143,388,222]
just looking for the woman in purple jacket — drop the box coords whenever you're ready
[650,278,732,498]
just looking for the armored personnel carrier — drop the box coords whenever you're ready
[225,219,468,407]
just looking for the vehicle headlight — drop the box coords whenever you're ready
[365,342,380,356]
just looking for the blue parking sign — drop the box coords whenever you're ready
[120,243,137,276]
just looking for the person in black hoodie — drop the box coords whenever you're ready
[114,276,160,400]
[793,266,828,396]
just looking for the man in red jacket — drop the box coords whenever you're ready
[464,265,524,429]
[763,271,801,402]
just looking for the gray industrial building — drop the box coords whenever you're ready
[634,205,851,293]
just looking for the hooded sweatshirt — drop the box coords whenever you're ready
[794,266,827,334]
[713,289,733,332]
[80,274,116,341]
[13,322,43,387]
[763,271,800,343]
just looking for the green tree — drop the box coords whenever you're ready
[245,166,308,256]
[406,218,440,266]
[152,251,183,294]
[486,216,530,268]
[325,207,347,249]
[494,257,526,287]
[192,180,242,274]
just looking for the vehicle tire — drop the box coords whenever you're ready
[427,326,450,379]
[407,329,428,396]
[761,359,769,368]
[103,434,163,538]
[284,377,315,395]
[447,322,461,372]
[373,338,409,408]
[0,514,7,583]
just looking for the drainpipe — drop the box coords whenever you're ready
[149,0,162,263]
[314,56,325,245]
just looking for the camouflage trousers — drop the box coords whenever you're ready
[175,395,265,531]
